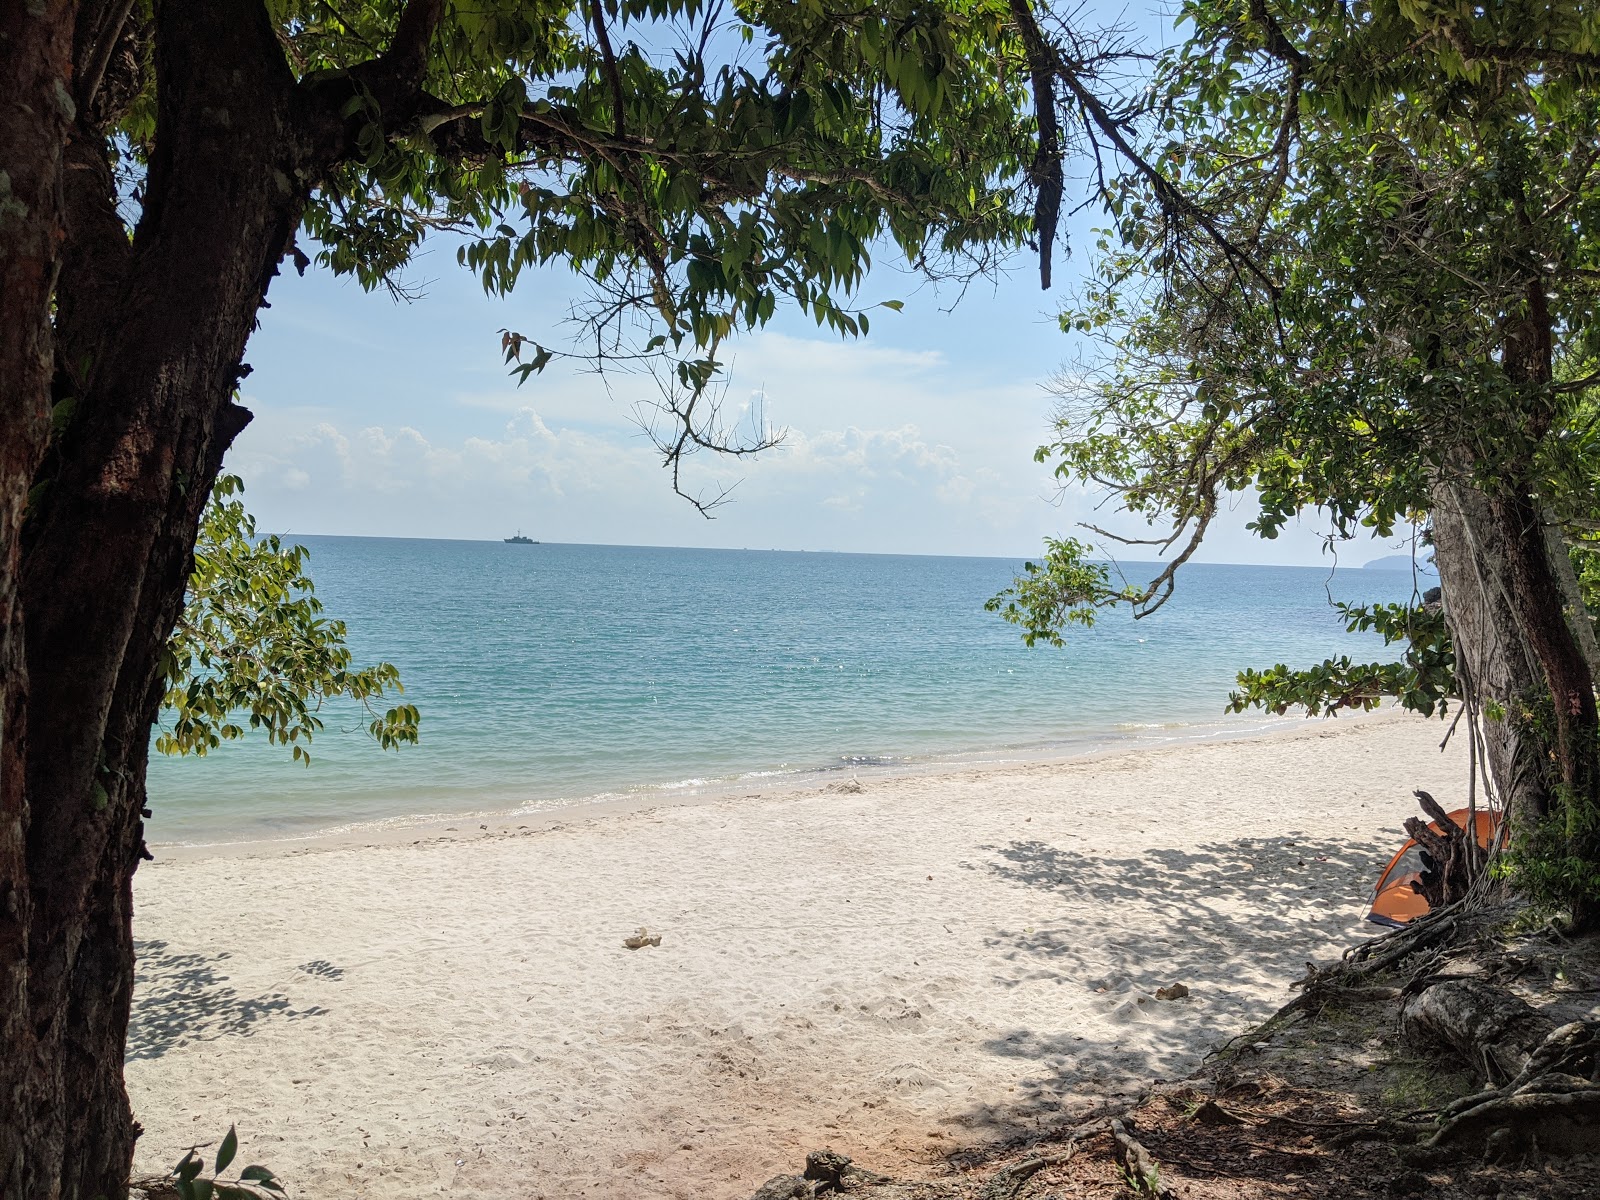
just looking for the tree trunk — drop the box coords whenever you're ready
[1503,285,1598,924]
[1,2,305,1194]
[1428,477,1549,825]
[1493,487,1599,805]
[1494,484,1600,930]
[1,1,451,1192]
[1544,518,1600,694]
[0,2,89,1195]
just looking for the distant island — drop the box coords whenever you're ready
[1362,553,1437,573]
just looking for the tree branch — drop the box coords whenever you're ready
[587,0,628,139]
[382,0,445,86]
[76,0,137,118]
[1246,0,1311,71]
[1008,0,1063,289]
[1048,48,1281,303]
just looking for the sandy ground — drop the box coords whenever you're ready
[126,713,1468,1199]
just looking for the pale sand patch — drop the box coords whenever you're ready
[127,714,1467,1198]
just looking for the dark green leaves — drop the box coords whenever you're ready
[215,1125,237,1175]
[1037,0,1600,628]
[172,1129,285,1200]
[282,0,1039,419]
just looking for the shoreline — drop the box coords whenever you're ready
[128,711,1468,1199]
[147,706,1401,860]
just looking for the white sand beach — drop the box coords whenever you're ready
[126,714,1467,1198]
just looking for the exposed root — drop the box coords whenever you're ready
[1415,1018,1600,1158]
[1110,1118,1171,1198]
[978,1144,1077,1200]
[1425,1083,1600,1158]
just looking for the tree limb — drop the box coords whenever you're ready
[382,0,445,85]
[1008,0,1063,289]
[587,0,628,139]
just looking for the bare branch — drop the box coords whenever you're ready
[1246,0,1311,72]
[77,0,138,117]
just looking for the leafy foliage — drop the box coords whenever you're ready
[1494,684,1600,917]
[156,477,419,764]
[1037,0,1600,564]
[1227,601,1456,718]
[1576,538,1600,638]
[983,536,1138,646]
[172,1126,286,1200]
[1506,797,1600,921]
[1011,0,1600,918]
[100,0,1123,508]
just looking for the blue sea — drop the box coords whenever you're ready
[143,539,1435,844]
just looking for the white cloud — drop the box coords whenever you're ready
[227,330,1390,564]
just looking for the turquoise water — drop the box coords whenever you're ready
[143,539,1432,844]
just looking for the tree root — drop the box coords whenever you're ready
[1343,911,1460,975]
[979,1144,1078,1200]
[1424,1082,1600,1159]
[1271,906,1465,1023]
[1110,1118,1171,1198]
[1413,1018,1600,1159]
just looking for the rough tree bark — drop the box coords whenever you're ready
[1497,290,1600,928]
[1,2,83,1194]
[0,2,448,1196]
[1399,978,1557,1086]
[1429,478,1549,824]
[1494,485,1599,808]
[1544,519,1600,694]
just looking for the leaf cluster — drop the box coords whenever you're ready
[109,0,1051,390]
[156,476,419,764]
[987,0,1600,727]
[1227,600,1456,718]
[172,1126,285,1200]
[1496,690,1600,915]
[983,535,1141,646]
[1053,0,1600,558]
[83,3,1171,513]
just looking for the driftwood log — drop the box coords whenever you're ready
[1399,978,1557,1085]
[1110,1118,1170,1198]
[1398,972,1600,1159]
[1401,790,1486,910]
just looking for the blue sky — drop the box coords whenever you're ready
[227,6,1406,567]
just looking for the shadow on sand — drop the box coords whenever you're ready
[127,939,327,1062]
[956,831,1392,1138]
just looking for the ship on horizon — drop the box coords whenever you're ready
[504,531,538,544]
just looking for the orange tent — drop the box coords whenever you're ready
[1367,807,1501,929]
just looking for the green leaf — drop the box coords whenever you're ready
[158,476,418,764]
[215,1125,238,1175]
[175,1150,204,1184]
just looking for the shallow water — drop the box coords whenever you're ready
[144,539,1431,843]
